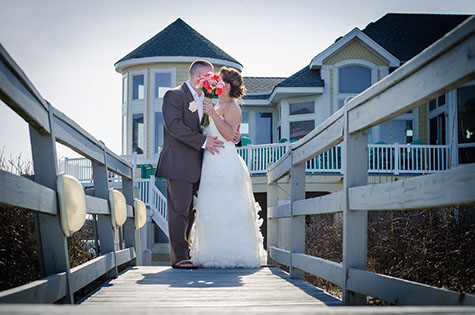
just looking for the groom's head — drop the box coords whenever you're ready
[189,60,213,83]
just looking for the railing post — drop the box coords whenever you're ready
[342,103,368,305]
[290,153,306,279]
[92,142,118,278]
[394,143,400,175]
[247,146,252,173]
[29,102,73,304]
[122,167,136,264]
[266,180,278,264]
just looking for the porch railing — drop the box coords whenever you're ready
[266,17,475,306]
[236,142,449,175]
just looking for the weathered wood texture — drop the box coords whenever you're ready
[81,266,341,308]
[0,170,57,215]
[347,268,475,306]
[349,163,475,211]
[265,14,475,308]
[2,305,475,314]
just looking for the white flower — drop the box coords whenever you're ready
[188,101,198,113]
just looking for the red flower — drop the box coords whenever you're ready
[215,88,224,95]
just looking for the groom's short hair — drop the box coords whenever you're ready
[189,60,213,77]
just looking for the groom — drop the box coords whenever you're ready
[156,60,232,269]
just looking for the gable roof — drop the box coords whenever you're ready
[276,67,324,88]
[362,13,471,63]
[243,77,287,94]
[115,18,241,69]
[309,27,400,69]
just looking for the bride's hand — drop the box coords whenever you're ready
[203,100,218,118]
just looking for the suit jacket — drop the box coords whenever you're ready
[155,83,206,183]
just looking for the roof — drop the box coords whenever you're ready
[362,13,471,62]
[276,67,324,88]
[243,77,287,94]
[115,18,241,67]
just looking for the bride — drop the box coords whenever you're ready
[190,67,267,268]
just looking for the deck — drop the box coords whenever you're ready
[81,266,341,309]
[3,267,474,314]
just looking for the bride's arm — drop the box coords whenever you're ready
[204,101,241,142]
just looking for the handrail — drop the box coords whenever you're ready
[0,43,144,304]
[266,16,475,306]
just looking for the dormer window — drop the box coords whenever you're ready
[132,75,145,100]
[338,66,371,93]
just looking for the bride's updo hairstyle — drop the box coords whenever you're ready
[219,66,246,99]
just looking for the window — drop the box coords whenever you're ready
[339,66,371,93]
[240,112,249,138]
[132,75,144,100]
[155,73,172,98]
[429,95,446,111]
[290,120,315,140]
[255,112,272,144]
[122,115,127,154]
[428,94,447,146]
[132,114,144,154]
[457,86,475,164]
[154,112,164,153]
[122,76,128,103]
[379,120,413,144]
[290,102,314,115]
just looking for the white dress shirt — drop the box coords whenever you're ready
[185,81,207,149]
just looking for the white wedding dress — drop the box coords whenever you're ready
[190,116,267,268]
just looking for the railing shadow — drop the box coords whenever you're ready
[268,267,342,306]
[136,267,260,288]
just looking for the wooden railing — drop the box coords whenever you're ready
[0,44,146,304]
[266,16,475,306]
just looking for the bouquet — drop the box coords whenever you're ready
[197,72,225,126]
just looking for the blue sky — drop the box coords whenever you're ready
[0,0,473,161]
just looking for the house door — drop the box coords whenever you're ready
[429,113,446,145]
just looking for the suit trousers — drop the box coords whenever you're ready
[166,178,199,265]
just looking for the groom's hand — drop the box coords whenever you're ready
[232,125,242,144]
[206,136,224,155]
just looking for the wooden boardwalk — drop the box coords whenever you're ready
[81,266,341,309]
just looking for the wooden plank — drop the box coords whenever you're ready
[269,246,290,266]
[70,252,115,293]
[292,253,344,287]
[290,162,305,279]
[292,191,344,216]
[347,268,475,306]
[267,151,291,184]
[348,17,475,134]
[105,149,133,180]
[292,116,344,166]
[268,202,291,219]
[342,109,368,305]
[349,163,475,211]
[2,305,475,314]
[29,108,74,303]
[126,204,133,218]
[52,112,105,165]
[0,272,67,304]
[78,266,342,309]
[85,195,109,215]
[115,247,136,266]
[266,183,278,264]
[0,170,57,215]
[0,44,50,135]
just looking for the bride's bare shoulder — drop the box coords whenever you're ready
[224,101,242,116]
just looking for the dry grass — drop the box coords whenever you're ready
[303,207,475,304]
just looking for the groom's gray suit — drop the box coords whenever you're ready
[155,83,206,265]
